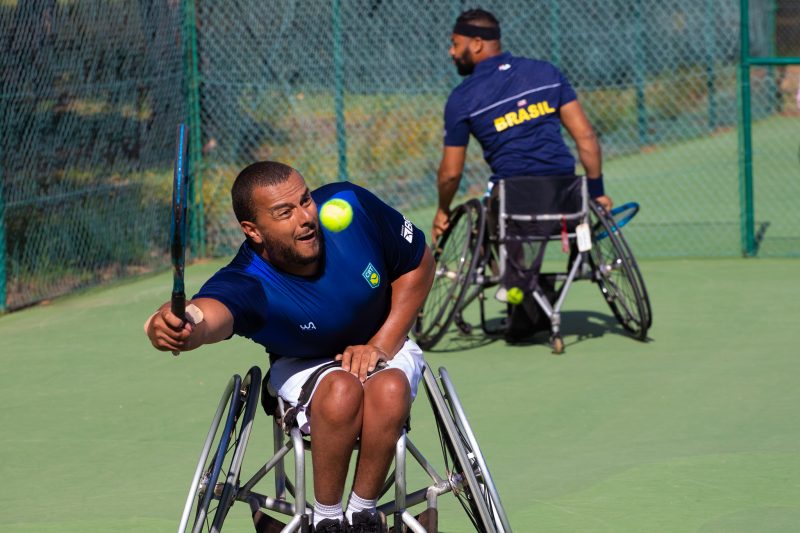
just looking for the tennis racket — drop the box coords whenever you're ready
[170,123,189,322]
[594,201,639,241]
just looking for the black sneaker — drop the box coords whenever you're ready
[349,509,384,533]
[314,518,347,533]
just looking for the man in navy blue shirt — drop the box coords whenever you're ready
[146,161,434,532]
[433,8,612,240]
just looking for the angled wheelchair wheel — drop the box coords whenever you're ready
[179,367,261,533]
[604,214,652,330]
[424,367,511,533]
[589,201,650,339]
[211,366,262,530]
[413,199,484,350]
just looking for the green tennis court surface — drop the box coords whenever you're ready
[1,258,798,532]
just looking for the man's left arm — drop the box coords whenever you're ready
[560,100,613,210]
[337,246,435,381]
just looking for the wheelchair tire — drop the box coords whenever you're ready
[413,199,484,350]
[179,367,261,533]
[589,201,651,339]
[603,214,652,330]
[211,366,262,531]
[424,367,511,533]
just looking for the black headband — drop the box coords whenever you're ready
[453,22,501,40]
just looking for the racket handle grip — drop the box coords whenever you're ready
[171,292,186,320]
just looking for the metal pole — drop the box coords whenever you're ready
[705,0,717,131]
[0,174,5,313]
[185,0,205,257]
[738,0,756,256]
[549,0,560,66]
[332,0,348,181]
[767,0,778,113]
[634,0,649,146]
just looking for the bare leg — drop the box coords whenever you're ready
[310,371,364,504]
[352,369,411,498]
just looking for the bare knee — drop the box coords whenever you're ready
[364,369,411,420]
[311,371,363,425]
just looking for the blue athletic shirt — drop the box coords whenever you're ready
[444,51,578,179]
[193,182,426,359]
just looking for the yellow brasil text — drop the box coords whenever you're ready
[493,100,556,132]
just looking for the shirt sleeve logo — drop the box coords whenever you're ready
[362,263,381,288]
[401,217,414,243]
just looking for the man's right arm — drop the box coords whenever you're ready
[145,297,234,354]
[433,145,467,241]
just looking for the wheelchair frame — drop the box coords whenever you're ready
[179,365,511,533]
[413,177,651,353]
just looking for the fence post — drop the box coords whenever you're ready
[0,176,5,313]
[705,0,718,131]
[738,0,756,256]
[549,0,560,66]
[634,0,649,146]
[184,0,205,257]
[332,0,348,181]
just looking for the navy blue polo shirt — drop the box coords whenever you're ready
[444,51,578,178]
[193,182,426,359]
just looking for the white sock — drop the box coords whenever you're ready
[345,491,377,522]
[313,500,343,527]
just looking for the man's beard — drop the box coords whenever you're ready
[262,225,323,268]
[454,52,475,76]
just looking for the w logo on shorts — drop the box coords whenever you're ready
[362,263,380,289]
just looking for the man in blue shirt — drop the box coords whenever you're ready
[433,9,612,343]
[433,8,612,240]
[146,161,434,533]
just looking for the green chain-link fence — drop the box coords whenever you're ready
[1,0,798,312]
[0,0,188,311]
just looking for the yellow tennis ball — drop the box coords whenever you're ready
[507,286,524,305]
[319,198,353,232]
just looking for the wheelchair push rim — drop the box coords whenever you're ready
[588,201,650,339]
[413,199,484,350]
[424,366,511,533]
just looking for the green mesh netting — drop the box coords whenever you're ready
[1,0,187,310]
[2,0,799,311]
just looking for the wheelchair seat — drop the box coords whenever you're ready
[488,175,589,351]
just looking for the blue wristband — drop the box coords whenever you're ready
[587,175,605,198]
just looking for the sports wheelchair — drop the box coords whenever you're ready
[413,175,652,354]
[178,364,511,532]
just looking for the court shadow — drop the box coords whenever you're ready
[426,316,505,353]
[560,310,639,346]
[425,310,651,352]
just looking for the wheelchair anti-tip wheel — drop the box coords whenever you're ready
[179,366,261,533]
[413,199,484,350]
[589,201,651,339]
[424,367,511,532]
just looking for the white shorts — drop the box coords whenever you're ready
[267,338,426,433]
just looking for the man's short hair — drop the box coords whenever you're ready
[231,161,296,223]
[456,8,500,30]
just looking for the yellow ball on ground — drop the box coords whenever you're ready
[319,198,353,232]
[507,286,524,305]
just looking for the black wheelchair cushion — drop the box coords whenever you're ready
[497,175,583,239]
